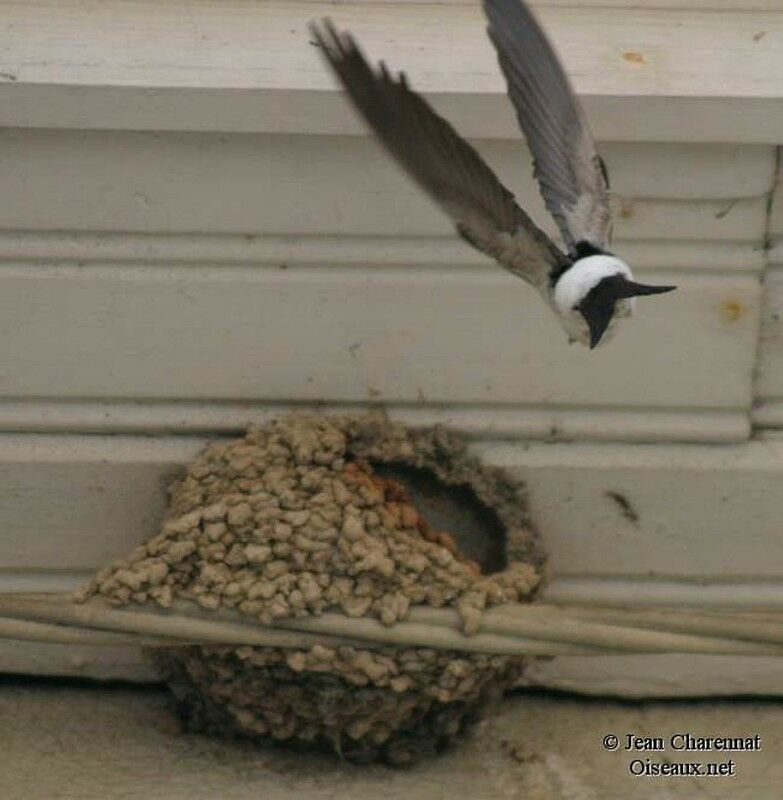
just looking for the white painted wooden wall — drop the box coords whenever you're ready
[1,0,782,697]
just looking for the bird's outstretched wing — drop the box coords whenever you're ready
[310,19,569,291]
[484,0,611,254]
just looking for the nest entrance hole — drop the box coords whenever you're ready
[370,463,507,574]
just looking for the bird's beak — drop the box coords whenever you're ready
[578,293,615,349]
[617,280,678,299]
[582,306,613,349]
[579,276,677,349]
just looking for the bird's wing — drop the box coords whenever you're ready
[484,0,611,253]
[310,19,569,291]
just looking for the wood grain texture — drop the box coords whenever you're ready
[1,2,782,142]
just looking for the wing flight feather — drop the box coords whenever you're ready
[484,0,612,253]
[311,20,569,289]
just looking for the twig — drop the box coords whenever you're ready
[562,605,783,645]
[0,616,167,646]
[0,594,602,655]
[1,593,782,657]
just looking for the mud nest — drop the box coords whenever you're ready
[80,414,544,764]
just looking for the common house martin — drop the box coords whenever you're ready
[311,0,676,348]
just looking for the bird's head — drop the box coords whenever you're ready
[553,255,676,349]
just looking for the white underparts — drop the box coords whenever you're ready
[553,255,634,315]
[552,255,635,347]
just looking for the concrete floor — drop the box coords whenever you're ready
[1,678,781,800]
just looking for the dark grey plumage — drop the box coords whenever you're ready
[309,19,569,293]
[483,0,612,254]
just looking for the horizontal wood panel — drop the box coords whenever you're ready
[0,130,769,239]
[4,2,779,98]
[477,437,783,579]
[0,642,159,682]
[521,654,783,698]
[0,401,749,443]
[0,232,767,274]
[0,265,758,407]
[1,3,782,142]
[3,434,783,578]
[5,87,783,146]
[602,142,773,200]
[0,435,195,572]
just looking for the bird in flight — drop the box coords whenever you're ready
[310,0,676,349]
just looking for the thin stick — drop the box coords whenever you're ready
[267,611,610,656]
[2,593,783,656]
[0,596,377,651]
[0,595,604,656]
[561,605,783,645]
[470,605,783,656]
[0,616,168,647]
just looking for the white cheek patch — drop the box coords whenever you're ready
[553,255,633,315]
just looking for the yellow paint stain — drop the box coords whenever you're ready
[720,299,745,324]
[622,51,646,65]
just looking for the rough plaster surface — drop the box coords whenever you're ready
[1,680,781,800]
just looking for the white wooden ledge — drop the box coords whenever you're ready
[1,1,783,142]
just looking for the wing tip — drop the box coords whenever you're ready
[309,17,361,65]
